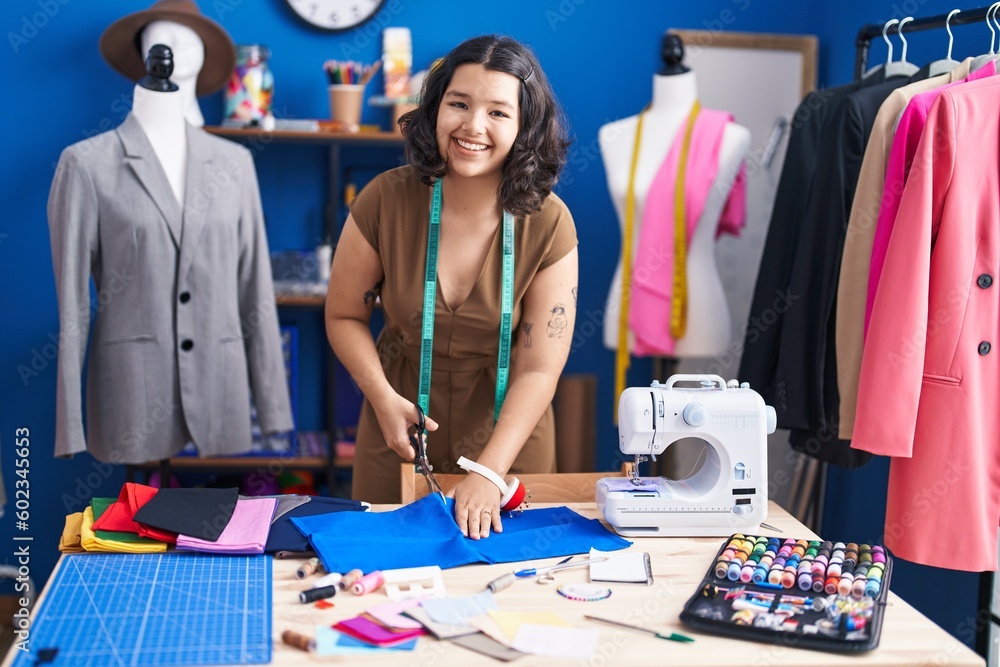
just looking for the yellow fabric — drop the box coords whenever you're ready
[615,107,649,422]
[670,100,702,339]
[486,610,570,641]
[58,512,85,553]
[80,506,167,554]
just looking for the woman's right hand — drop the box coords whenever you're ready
[369,390,440,461]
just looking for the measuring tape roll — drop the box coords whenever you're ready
[456,456,525,511]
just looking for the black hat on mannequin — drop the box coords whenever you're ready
[99,0,235,96]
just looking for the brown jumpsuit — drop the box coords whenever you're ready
[348,166,577,503]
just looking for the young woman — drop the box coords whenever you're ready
[326,35,577,539]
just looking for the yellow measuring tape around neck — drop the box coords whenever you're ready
[614,101,700,422]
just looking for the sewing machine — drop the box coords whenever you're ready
[597,374,777,537]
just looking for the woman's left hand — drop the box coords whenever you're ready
[448,474,502,539]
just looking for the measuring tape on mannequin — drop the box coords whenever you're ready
[419,179,518,501]
[614,100,701,418]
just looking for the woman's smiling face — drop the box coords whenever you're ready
[436,63,521,182]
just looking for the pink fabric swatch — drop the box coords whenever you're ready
[629,108,746,356]
[175,497,277,554]
[333,616,426,647]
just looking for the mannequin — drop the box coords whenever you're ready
[601,34,750,360]
[132,39,189,206]
[140,20,206,129]
[48,3,291,463]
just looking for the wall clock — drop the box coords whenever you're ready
[284,0,387,32]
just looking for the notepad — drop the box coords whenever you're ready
[589,548,653,584]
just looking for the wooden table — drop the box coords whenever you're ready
[267,502,981,666]
[4,502,984,666]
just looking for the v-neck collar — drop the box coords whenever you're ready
[437,217,502,313]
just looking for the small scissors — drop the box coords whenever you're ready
[410,405,446,504]
[514,556,609,585]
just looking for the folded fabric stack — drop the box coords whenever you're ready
[58,482,365,556]
[175,497,277,554]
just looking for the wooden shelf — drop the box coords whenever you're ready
[275,293,325,307]
[130,454,353,470]
[205,126,404,145]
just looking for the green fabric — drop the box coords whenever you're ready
[90,497,163,544]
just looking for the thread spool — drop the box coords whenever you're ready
[299,585,338,604]
[281,629,316,652]
[311,572,342,589]
[352,571,385,596]
[340,569,363,590]
[296,557,322,580]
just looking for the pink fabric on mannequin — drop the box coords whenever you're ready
[629,108,746,356]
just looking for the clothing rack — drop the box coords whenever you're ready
[855,7,999,660]
[854,5,998,80]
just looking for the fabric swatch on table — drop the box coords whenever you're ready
[58,512,85,553]
[449,633,527,662]
[403,607,480,640]
[132,487,240,542]
[292,495,632,573]
[268,494,312,521]
[315,626,418,655]
[421,591,498,626]
[265,495,365,554]
[80,507,167,553]
[90,482,176,543]
[333,616,426,647]
[176,497,278,554]
[90,497,169,546]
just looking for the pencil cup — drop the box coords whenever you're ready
[329,84,364,126]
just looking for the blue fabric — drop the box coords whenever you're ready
[471,505,633,562]
[265,496,364,553]
[291,495,632,573]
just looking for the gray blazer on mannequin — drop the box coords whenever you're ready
[48,113,293,463]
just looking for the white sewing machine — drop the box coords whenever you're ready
[597,374,777,537]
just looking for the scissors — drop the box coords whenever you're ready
[514,556,609,585]
[410,405,446,504]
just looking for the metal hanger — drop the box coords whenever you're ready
[971,3,1000,72]
[928,9,963,77]
[886,16,920,77]
[862,19,897,78]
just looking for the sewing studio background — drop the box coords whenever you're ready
[1,0,996,656]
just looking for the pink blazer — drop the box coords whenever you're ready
[852,76,1000,571]
[864,62,996,335]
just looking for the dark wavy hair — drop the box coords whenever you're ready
[399,35,571,217]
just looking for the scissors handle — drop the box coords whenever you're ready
[515,557,608,578]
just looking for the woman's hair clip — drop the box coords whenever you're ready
[520,66,533,83]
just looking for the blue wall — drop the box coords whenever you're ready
[0,0,987,654]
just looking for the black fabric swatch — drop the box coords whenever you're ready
[132,487,240,542]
